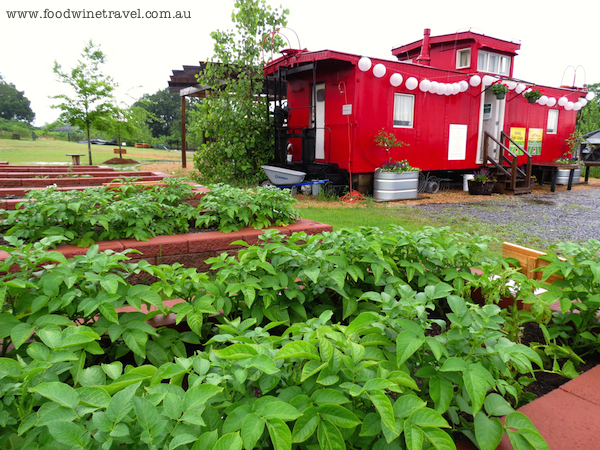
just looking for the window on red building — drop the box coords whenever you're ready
[478,51,510,76]
[456,49,471,69]
[547,109,559,134]
[393,93,414,128]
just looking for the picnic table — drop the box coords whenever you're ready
[532,162,579,192]
[66,154,85,165]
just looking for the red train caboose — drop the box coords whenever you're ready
[264,29,591,194]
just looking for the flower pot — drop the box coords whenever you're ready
[468,180,495,195]
[373,170,419,201]
[527,97,537,103]
[495,92,506,100]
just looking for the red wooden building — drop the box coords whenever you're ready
[263,29,591,193]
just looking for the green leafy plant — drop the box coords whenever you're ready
[189,0,289,185]
[374,129,418,173]
[0,226,566,450]
[472,169,495,183]
[0,181,197,247]
[537,239,600,358]
[195,183,299,232]
[491,81,509,97]
[523,89,543,103]
[0,181,298,247]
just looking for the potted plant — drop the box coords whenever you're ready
[554,151,583,185]
[373,129,419,201]
[491,81,509,99]
[468,168,496,195]
[523,89,543,103]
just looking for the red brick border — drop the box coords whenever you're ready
[0,219,333,272]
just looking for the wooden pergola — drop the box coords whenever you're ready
[168,62,210,168]
[168,62,283,168]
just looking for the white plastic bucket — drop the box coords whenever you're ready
[463,174,474,191]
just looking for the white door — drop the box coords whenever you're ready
[314,83,325,160]
[477,88,505,164]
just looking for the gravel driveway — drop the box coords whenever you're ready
[412,185,600,248]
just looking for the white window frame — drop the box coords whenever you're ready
[393,93,415,128]
[547,109,559,134]
[478,51,511,75]
[456,49,471,69]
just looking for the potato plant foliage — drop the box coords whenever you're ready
[2,225,594,449]
[0,182,299,247]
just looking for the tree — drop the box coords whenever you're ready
[577,83,600,135]
[104,103,160,156]
[189,0,288,185]
[51,41,117,165]
[133,88,180,139]
[0,74,35,123]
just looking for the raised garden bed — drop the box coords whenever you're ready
[0,218,332,275]
[2,180,599,449]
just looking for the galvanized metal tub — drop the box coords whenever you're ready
[373,171,419,201]
[556,167,581,185]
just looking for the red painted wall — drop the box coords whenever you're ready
[504,87,579,163]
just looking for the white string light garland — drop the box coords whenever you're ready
[356,56,593,111]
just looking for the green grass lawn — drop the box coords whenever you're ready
[298,203,441,233]
[0,138,182,165]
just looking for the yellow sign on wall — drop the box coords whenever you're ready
[509,128,526,155]
[527,128,543,155]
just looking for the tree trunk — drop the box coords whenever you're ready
[87,128,93,165]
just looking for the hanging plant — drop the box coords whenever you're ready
[523,89,543,103]
[491,81,509,99]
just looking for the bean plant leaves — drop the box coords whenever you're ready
[267,418,292,450]
[317,419,345,450]
[404,421,424,450]
[10,322,35,350]
[396,330,424,366]
[214,432,243,450]
[410,408,449,428]
[505,412,550,450]
[474,412,503,450]
[368,389,396,433]
[47,421,90,448]
[241,413,266,450]
[311,389,350,405]
[275,341,320,361]
[463,364,490,417]
[429,376,453,414]
[484,393,515,416]
[31,382,79,410]
[169,434,199,450]
[106,382,141,423]
[213,344,258,360]
[183,384,223,411]
[292,406,319,443]
[317,404,361,428]
[422,427,456,450]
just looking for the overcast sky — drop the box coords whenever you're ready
[1,0,598,126]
